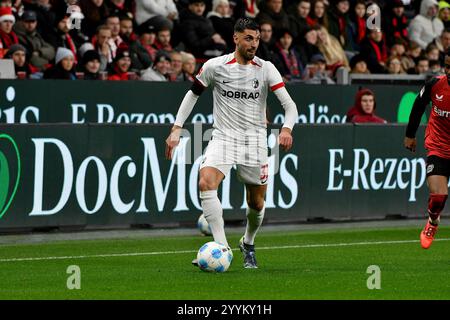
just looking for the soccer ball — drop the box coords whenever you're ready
[197,213,212,236]
[197,241,233,273]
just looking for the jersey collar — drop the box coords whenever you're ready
[226,53,261,67]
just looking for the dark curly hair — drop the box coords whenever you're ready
[234,18,259,33]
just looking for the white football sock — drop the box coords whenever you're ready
[244,204,265,245]
[200,190,228,247]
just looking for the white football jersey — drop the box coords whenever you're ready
[196,53,285,147]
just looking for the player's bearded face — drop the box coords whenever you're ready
[236,30,260,61]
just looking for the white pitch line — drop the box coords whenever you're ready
[1,238,450,263]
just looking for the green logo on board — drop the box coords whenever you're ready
[397,92,428,124]
[0,134,21,219]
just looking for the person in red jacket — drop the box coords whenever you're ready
[404,49,450,249]
[0,6,18,58]
[346,88,387,124]
[108,46,132,80]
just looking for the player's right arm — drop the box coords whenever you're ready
[165,61,214,160]
[404,77,438,152]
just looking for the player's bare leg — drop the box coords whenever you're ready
[239,184,267,268]
[421,175,449,249]
[198,167,228,246]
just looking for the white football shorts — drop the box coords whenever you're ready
[200,138,269,185]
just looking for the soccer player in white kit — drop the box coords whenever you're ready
[165,18,298,269]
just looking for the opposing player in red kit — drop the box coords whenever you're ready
[404,49,450,249]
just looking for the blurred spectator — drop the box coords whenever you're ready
[153,25,173,51]
[390,38,408,58]
[24,0,57,47]
[411,55,429,74]
[181,51,196,81]
[256,0,290,36]
[80,49,102,79]
[44,47,77,79]
[236,0,259,18]
[406,40,423,64]
[399,41,418,71]
[389,39,413,72]
[179,0,226,59]
[272,29,305,82]
[429,58,444,74]
[105,0,134,17]
[256,20,275,61]
[305,53,335,84]
[360,28,388,74]
[297,25,320,66]
[435,27,450,64]
[94,24,113,71]
[108,46,132,79]
[346,88,387,124]
[207,0,235,52]
[349,0,365,51]
[14,10,55,71]
[119,14,137,45]
[130,21,155,71]
[48,13,78,61]
[307,0,328,29]
[169,50,194,81]
[0,6,18,58]
[79,0,110,39]
[106,14,123,55]
[4,43,35,78]
[140,50,171,80]
[426,43,440,61]
[408,0,443,50]
[316,26,349,71]
[327,0,352,50]
[349,53,370,74]
[383,0,409,47]
[135,0,178,31]
[438,0,450,28]
[386,55,406,74]
[78,42,95,60]
[288,0,310,44]
[168,50,182,81]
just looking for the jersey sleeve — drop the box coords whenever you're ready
[265,61,285,92]
[195,59,215,88]
[405,77,438,138]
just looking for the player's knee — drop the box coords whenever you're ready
[247,198,265,212]
[428,194,448,214]
[198,178,216,192]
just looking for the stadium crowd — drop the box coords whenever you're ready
[0,0,448,81]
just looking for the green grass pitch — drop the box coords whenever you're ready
[1,225,450,300]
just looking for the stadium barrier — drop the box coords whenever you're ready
[334,67,428,85]
[0,123,444,232]
[0,80,423,125]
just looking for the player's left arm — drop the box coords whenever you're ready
[273,87,298,151]
[404,77,437,153]
[266,62,298,151]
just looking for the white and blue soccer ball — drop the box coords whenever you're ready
[197,241,233,273]
[197,213,212,236]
